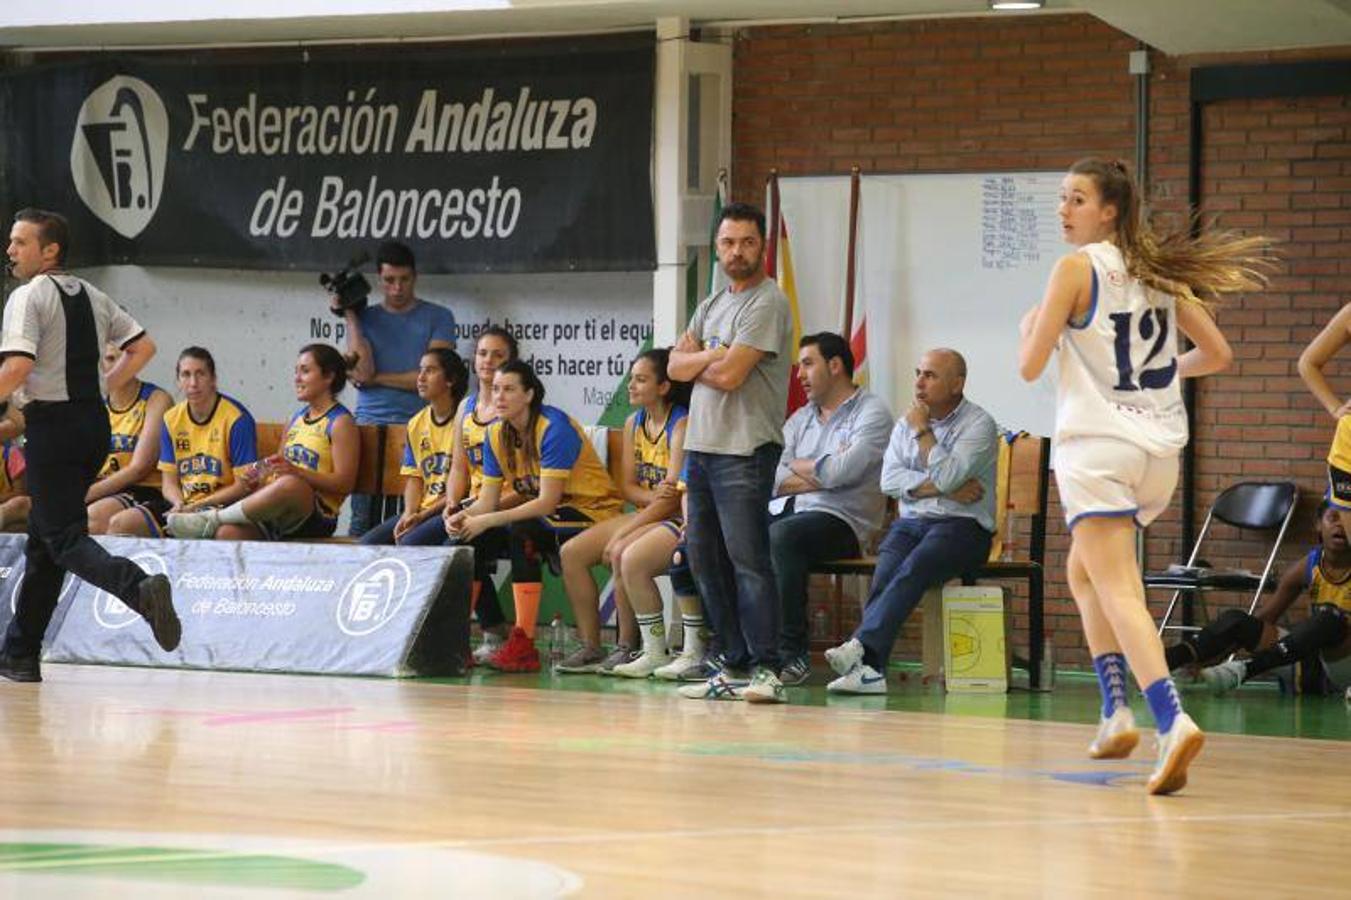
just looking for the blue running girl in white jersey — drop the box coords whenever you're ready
[1018,158,1273,795]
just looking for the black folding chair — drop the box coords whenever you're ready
[1143,481,1299,636]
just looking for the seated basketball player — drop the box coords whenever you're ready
[361,348,468,546]
[107,347,259,538]
[445,359,623,672]
[166,344,357,541]
[554,348,688,676]
[86,343,173,535]
[0,412,31,533]
[1166,500,1351,695]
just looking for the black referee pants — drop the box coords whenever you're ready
[2,399,149,658]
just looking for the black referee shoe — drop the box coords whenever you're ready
[0,652,41,682]
[136,574,182,653]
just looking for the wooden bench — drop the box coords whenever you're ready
[811,433,1051,689]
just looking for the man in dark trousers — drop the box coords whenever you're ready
[0,208,180,682]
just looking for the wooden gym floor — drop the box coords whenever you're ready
[1,663,1348,898]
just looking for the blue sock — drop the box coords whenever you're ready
[1143,676,1183,735]
[1092,653,1129,718]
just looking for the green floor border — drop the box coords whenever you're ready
[430,659,1351,742]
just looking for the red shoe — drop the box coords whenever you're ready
[487,627,541,672]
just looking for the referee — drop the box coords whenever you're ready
[0,208,180,682]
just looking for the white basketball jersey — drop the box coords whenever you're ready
[1055,241,1188,456]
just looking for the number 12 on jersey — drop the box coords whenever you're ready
[1109,307,1177,391]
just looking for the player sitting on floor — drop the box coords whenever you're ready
[1164,500,1351,696]
[86,343,173,535]
[166,344,357,541]
[106,346,259,538]
[445,360,623,672]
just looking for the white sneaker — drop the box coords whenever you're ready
[825,638,864,677]
[165,509,221,539]
[826,663,888,694]
[1088,706,1140,759]
[1201,659,1246,693]
[1147,713,1205,796]
[611,649,671,679]
[654,651,717,682]
[677,671,748,701]
[742,667,786,704]
[472,634,504,664]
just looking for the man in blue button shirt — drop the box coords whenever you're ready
[824,348,997,694]
[334,241,457,536]
[769,332,892,686]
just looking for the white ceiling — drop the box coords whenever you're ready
[1,0,1350,55]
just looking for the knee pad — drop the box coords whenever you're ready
[1212,608,1265,653]
[668,543,697,597]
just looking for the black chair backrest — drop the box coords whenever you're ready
[1211,481,1298,530]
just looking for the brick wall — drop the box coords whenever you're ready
[730,14,1351,667]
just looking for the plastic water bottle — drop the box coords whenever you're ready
[810,605,829,642]
[549,614,565,668]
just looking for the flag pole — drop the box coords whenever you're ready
[843,166,861,338]
[766,168,781,276]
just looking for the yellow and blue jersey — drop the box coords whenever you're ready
[283,403,353,519]
[99,381,165,486]
[1306,546,1351,613]
[158,393,259,504]
[403,404,456,512]
[482,405,622,521]
[630,405,687,490]
[458,391,495,501]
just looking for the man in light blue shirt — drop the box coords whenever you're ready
[333,241,457,535]
[824,348,997,694]
[770,332,892,685]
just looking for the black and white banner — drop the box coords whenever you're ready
[0,39,655,273]
[0,535,471,677]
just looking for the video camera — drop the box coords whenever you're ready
[320,251,371,317]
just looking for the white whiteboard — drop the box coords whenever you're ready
[780,172,1064,437]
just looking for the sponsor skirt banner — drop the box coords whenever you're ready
[0,38,655,273]
[25,537,472,677]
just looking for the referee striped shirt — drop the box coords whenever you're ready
[0,273,144,407]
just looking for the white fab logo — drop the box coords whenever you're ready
[337,559,411,636]
[92,552,165,630]
[70,75,168,239]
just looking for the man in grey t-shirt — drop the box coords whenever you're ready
[669,202,792,704]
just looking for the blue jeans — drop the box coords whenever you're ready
[685,445,782,672]
[856,516,993,670]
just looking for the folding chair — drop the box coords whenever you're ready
[1142,481,1299,636]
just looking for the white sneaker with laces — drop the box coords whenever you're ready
[677,671,747,700]
[1088,706,1139,759]
[654,651,716,682]
[825,638,864,677]
[1147,713,1205,796]
[826,663,888,694]
[742,667,786,704]
[1201,659,1246,693]
[472,634,504,664]
[611,649,671,679]
[165,509,221,539]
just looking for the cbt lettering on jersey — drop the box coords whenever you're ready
[402,404,456,512]
[100,381,165,487]
[481,405,622,521]
[158,394,259,503]
[631,405,688,489]
[282,403,353,519]
[458,391,495,501]
[1055,241,1188,455]
[1306,547,1351,613]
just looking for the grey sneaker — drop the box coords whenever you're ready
[778,654,811,686]
[1201,659,1246,693]
[597,644,639,675]
[554,644,607,674]
[742,666,787,704]
[165,508,221,539]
